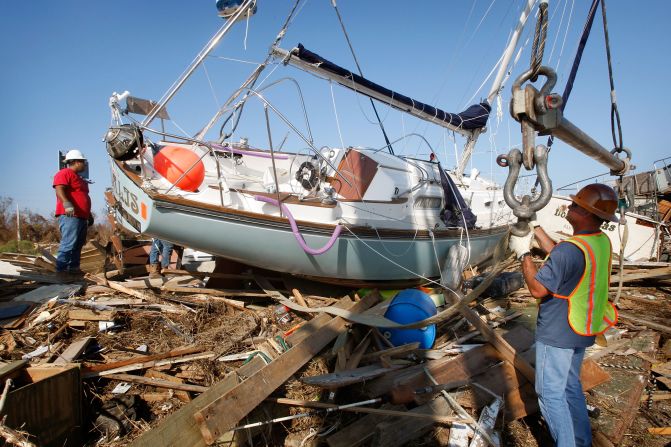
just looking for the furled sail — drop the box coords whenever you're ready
[273,44,491,136]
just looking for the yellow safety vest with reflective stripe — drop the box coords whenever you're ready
[552,232,618,336]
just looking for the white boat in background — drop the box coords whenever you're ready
[536,195,661,261]
[533,158,671,262]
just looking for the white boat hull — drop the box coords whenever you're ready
[536,196,660,261]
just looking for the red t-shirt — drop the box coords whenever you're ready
[53,168,91,219]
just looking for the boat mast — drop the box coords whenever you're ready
[454,0,536,179]
[141,0,256,129]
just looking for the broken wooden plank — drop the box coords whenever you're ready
[610,266,671,283]
[469,398,502,447]
[0,360,28,382]
[360,342,420,364]
[372,397,452,447]
[67,309,116,321]
[193,292,378,445]
[325,404,405,447]
[146,369,191,402]
[88,276,158,302]
[91,352,216,377]
[39,249,58,265]
[647,427,671,435]
[162,285,267,299]
[590,331,657,445]
[105,373,208,393]
[291,288,309,308]
[301,364,405,388]
[128,355,267,447]
[618,311,671,334]
[365,325,533,399]
[0,272,70,284]
[13,284,82,304]
[54,336,94,364]
[83,346,204,375]
[455,297,535,383]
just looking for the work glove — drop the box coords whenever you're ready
[509,230,534,260]
[63,201,75,217]
[87,216,94,227]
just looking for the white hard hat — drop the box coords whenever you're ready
[64,149,86,161]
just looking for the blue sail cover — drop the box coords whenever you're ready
[294,44,491,130]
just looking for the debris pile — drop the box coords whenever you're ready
[0,248,670,446]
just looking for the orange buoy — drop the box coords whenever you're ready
[153,146,205,192]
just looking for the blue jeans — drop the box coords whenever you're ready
[149,239,174,268]
[56,216,88,272]
[535,340,592,447]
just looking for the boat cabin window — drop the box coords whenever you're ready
[414,197,442,209]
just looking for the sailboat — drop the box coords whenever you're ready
[102,0,553,286]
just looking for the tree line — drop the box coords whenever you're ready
[0,196,111,253]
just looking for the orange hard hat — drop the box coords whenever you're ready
[569,183,619,223]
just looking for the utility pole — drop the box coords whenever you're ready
[16,203,21,253]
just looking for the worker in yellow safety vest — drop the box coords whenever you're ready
[509,183,619,447]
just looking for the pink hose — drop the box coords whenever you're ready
[254,195,341,255]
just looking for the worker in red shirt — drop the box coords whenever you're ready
[53,149,93,275]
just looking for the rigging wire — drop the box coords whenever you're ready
[329,81,422,259]
[600,0,623,151]
[546,0,568,66]
[330,0,395,155]
[529,0,549,81]
[550,0,576,73]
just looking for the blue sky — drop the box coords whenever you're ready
[1,1,668,217]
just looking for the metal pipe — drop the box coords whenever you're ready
[553,117,627,174]
[141,0,255,128]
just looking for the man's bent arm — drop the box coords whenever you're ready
[520,256,550,298]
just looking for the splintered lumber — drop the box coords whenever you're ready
[365,325,534,398]
[454,295,535,383]
[146,369,191,402]
[39,249,58,264]
[618,311,671,334]
[648,427,671,435]
[128,354,267,447]
[193,293,378,445]
[105,373,208,393]
[371,397,452,447]
[88,275,158,302]
[291,288,309,308]
[610,266,671,284]
[162,284,267,299]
